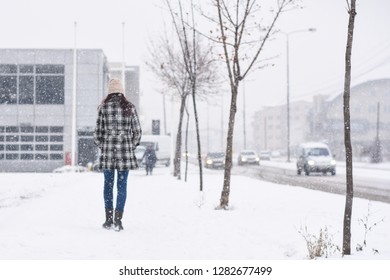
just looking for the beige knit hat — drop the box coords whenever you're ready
[108,78,124,94]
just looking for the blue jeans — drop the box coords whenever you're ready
[103,169,129,212]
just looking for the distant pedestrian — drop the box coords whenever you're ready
[142,144,157,175]
[94,78,142,231]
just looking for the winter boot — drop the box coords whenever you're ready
[102,208,113,229]
[114,209,124,231]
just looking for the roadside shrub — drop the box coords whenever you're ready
[298,225,340,259]
[356,201,384,254]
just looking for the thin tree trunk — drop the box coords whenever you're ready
[192,85,203,191]
[190,0,203,192]
[342,0,356,256]
[184,102,190,182]
[219,85,238,209]
[174,96,187,179]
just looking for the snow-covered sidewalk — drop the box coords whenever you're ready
[0,165,389,260]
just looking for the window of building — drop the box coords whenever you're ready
[21,126,34,133]
[21,154,34,160]
[19,65,34,74]
[6,144,19,151]
[6,154,19,160]
[21,136,34,142]
[19,76,34,104]
[0,76,17,104]
[35,135,49,142]
[36,126,48,133]
[6,136,19,142]
[36,76,64,104]
[50,126,63,133]
[50,136,63,142]
[36,65,64,74]
[6,126,19,133]
[50,154,63,160]
[0,64,17,74]
[36,144,48,151]
[50,144,63,151]
[0,64,65,105]
[35,154,48,160]
[21,144,34,151]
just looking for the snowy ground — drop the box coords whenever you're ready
[0,164,389,260]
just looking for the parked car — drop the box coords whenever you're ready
[204,152,225,169]
[237,150,260,166]
[296,142,336,176]
[259,150,271,160]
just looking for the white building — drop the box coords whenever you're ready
[109,62,140,112]
[316,79,390,160]
[252,79,390,161]
[253,100,312,155]
[0,48,110,172]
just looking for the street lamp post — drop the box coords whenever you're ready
[281,28,316,162]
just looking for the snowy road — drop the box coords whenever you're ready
[232,160,390,204]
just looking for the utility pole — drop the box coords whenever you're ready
[376,102,380,140]
[122,22,126,91]
[280,28,316,162]
[372,102,382,163]
[71,21,77,167]
[264,117,267,150]
[163,93,167,135]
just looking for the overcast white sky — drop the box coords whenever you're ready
[1,0,390,145]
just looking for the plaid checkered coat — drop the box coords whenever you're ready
[94,94,142,170]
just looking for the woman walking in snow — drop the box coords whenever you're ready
[94,78,142,231]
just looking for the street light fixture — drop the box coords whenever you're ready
[280,28,316,162]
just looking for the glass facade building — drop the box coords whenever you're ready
[0,49,110,172]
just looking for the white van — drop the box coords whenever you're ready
[296,142,336,176]
[139,135,171,167]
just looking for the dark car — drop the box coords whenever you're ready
[204,152,225,169]
[237,150,260,166]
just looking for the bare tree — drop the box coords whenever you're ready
[212,0,296,209]
[148,1,220,182]
[166,0,220,189]
[342,0,357,256]
[146,34,190,179]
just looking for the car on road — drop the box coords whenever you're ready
[237,150,260,166]
[204,152,225,169]
[259,150,271,161]
[296,142,336,176]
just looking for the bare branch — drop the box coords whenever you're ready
[216,0,235,89]
[241,0,293,80]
